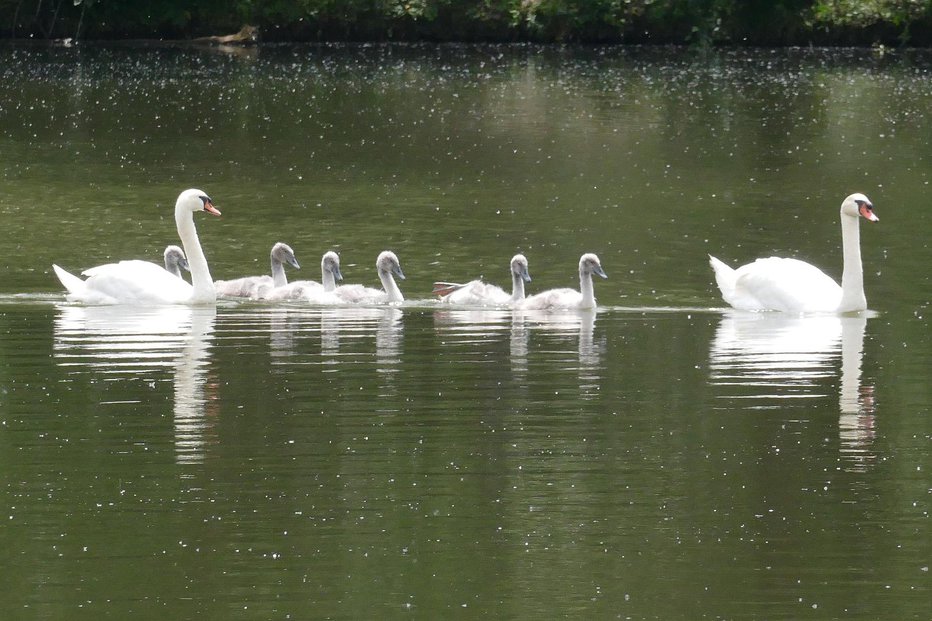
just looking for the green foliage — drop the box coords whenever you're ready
[510,0,641,40]
[812,0,929,26]
[1,0,931,43]
[811,0,932,43]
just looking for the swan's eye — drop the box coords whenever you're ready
[199,195,211,205]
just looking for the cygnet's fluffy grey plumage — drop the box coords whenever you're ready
[214,242,300,299]
[331,250,406,304]
[262,251,344,303]
[517,253,606,310]
[163,245,189,278]
[434,254,531,307]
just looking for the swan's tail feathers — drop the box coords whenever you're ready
[432,282,465,297]
[708,255,737,303]
[52,264,86,295]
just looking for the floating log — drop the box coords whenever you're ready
[193,25,258,46]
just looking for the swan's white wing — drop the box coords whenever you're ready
[82,259,155,279]
[76,260,193,304]
[733,257,841,312]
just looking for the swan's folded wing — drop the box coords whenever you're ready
[82,260,193,304]
[734,257,841,312]
[82,260,169,280]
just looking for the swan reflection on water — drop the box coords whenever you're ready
[709,311,876,470]
[53,304,218,465]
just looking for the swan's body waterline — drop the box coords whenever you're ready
[434,254,532,307]
[215,242,299,299]
[709,193,878,313]
[53,189,220,305]
[517,253,606,310]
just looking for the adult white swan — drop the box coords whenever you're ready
[163,245,189,278]
[709,193,878,313]
[517,253,606,310]
[262,251,344,302]
[332,250,406,304]
[53,189,221,305]
[433,254,532,307]
[214,242,300,298]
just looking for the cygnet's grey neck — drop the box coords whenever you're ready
[579,267,596,308]
[380,269,404,303]
[511,269,526,301]
[271,257,289,287]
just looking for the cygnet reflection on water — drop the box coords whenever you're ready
[250,304,405,389]
[432,306,602,393]
[516,309,602,396]
[709,311,876,470]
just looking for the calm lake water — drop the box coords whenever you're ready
[1,43,930,619]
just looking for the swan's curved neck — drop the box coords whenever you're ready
[837,214,866,312]
[176,209,215,303]
[271,256,288,288]
[380,270,404,303]
[511,270,526,302]
[579,268,596,308]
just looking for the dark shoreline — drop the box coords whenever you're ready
[3,1,932,48]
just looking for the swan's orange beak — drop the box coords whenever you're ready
[204,201,221,216]
[858,203,878,222]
